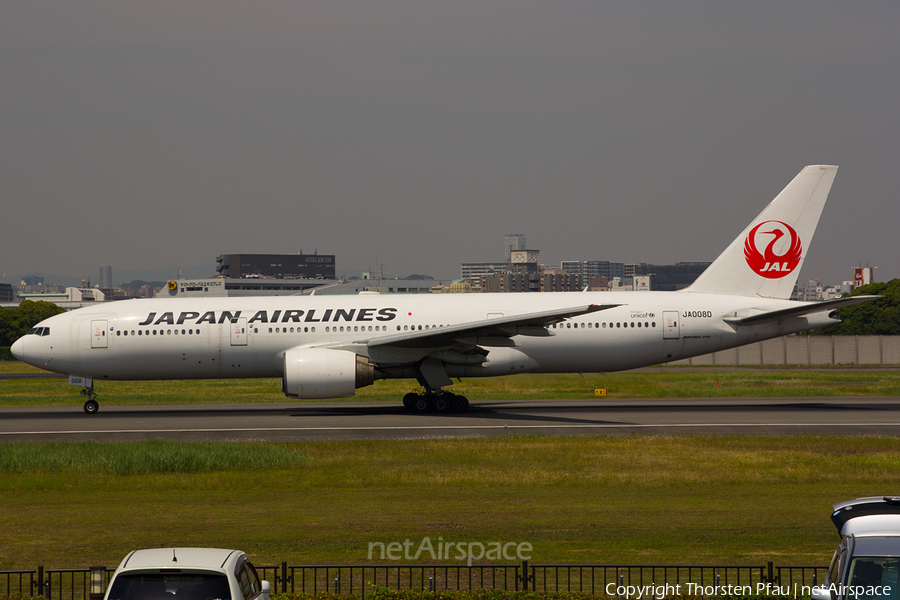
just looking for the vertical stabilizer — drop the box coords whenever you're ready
[686,165,837,299]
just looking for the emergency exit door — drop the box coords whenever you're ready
[230,318,248,346]
[662,311,680,339]
[91,320,108,348]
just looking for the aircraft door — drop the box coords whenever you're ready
[662,311,680,339]
[91,320,108,348]
[230,318,248,346]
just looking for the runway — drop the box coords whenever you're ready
[2,397,900,442]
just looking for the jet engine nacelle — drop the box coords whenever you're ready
[282,348,375,399]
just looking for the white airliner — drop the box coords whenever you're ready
[12,165,876,414]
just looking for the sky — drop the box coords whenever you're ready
[2,2,898,287]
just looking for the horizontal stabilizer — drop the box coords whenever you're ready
[723,295,878,326]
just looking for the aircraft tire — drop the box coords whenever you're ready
[83,399,99,414]
[450,395,469,413]
[413,395,431,413]
[433,394,451,413]
[402,393,417,410]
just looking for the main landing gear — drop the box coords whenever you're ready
[80,385,99,414]
[402,390,470,413]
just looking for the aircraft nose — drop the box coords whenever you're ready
[11,336,25,361]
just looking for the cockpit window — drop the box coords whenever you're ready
[41,328,50,336]
[27,328,38,335]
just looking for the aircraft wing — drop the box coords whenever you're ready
[723,296,878,326]
[364,303,620,349]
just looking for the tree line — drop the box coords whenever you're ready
[814,278,900,335]
[0,300,66,348]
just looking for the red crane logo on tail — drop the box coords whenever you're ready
[743,220,802,279]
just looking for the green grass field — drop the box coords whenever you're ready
[3,363,900,574]
[1,435,899,570]
[2,361,899,408]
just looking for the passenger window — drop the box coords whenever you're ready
[237,563,262,600]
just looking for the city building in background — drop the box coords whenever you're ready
[540,270,581,292]
[854,267,876,289]
[504,234,526,262]
[17,286,105,309]
[99,265,112,289]
[215,253,336,279]
[560,260,626,288]
[481,249,542,292]
[460,262,509,288]
[629,262,711,291]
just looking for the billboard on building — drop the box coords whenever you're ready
[853,267,874,289]
[634,275,651,292]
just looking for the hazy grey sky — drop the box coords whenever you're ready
[3,2,898,286]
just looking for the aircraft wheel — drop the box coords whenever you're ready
[433,394,451,413]
[83,399,99,414]
[402,393,418,410]
[450,394,469,413]
[413,395,432,413]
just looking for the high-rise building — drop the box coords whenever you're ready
[504,234,526,262]
[99,265,112,289]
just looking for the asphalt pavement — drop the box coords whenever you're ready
[2,397,899,442]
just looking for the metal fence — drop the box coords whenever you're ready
[1,562,828,599]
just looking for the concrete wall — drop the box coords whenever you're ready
[669,336,900,366]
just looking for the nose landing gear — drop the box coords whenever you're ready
[80,386,99,414]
